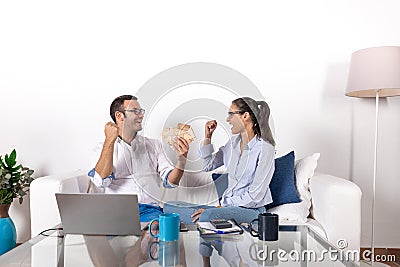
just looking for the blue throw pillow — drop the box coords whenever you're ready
[211,173,228,201]
[265,151,301,210]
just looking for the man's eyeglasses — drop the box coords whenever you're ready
[124,108,145,115]
[227,111,244,116]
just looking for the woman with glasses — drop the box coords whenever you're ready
[164,97,275,224]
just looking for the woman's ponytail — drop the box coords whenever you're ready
[256,101,275,146]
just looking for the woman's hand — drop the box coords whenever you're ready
[191,206,221,222]
[191,208,205,223]
[205,120,217,139]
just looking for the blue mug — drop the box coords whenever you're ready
[148,240,180,266]
[149,213,180,241]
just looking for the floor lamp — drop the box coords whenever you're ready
[345,46,400,266]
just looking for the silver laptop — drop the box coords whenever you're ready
[55,193,141,236]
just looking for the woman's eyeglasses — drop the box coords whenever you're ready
[227,111,244,116]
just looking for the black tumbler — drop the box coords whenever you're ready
[249,213,279,241]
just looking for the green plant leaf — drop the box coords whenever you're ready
[0,156,5,169]
[18,189,26,197]
[11,171,21,177]
[5,154,10,168]
[9,149,17,167]
[0,189,13,204]
[9,165,21,172]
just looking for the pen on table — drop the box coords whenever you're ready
[201,228,226,234]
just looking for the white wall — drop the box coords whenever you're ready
[1,0,399,247]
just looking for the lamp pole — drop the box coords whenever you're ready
[371,90,379,266]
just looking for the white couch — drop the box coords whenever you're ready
[30,169,362,252]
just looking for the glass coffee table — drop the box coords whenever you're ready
[0,225,360,266]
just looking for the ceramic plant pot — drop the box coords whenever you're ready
[0,204,17,255]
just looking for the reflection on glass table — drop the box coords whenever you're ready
[0,225,360,267]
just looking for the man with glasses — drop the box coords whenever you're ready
[88,95,189,221]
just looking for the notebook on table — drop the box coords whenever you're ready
[55,193,141,236]
[197,219,243,236]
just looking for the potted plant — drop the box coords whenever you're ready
[0,149,34,255]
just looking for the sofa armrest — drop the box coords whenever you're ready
[30,170,89,238]
[310,173,362,252]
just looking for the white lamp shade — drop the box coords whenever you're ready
[346,46,400,98]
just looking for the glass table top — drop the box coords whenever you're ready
[0,225,360,266]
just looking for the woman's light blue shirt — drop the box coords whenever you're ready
[200,135,275,208]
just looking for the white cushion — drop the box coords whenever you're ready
[267,153,320,222]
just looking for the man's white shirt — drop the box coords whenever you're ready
[90,135,176,205]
